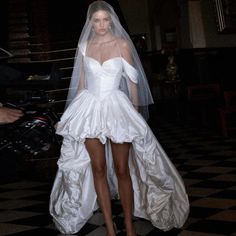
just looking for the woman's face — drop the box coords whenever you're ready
[91,10,111,36]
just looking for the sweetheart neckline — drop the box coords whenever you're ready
[84,56,121,67]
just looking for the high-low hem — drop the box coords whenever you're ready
[49,56,189,235]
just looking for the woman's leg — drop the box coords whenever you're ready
[111,141,136,236]
[85,138,115,236]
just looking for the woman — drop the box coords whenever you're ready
[49,1,189,236]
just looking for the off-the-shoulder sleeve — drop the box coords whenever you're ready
[122,58,138,84]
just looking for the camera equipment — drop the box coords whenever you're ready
[0,91,60,156]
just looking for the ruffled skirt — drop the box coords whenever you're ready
[49,89,189,234]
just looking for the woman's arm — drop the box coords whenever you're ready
[119,40,139,111]
[78,63,85,91]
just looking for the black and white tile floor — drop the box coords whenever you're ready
[0,110,236,236]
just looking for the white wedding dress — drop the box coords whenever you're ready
[49,56,189,234]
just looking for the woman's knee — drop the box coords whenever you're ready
[92,164,107,179]
[115,165,130,180]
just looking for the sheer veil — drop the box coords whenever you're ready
[65,1,154,119]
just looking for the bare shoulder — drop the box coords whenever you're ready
[115,37,130,50]
[114,37,132,61]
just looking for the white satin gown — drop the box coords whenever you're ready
[49,56,189,234]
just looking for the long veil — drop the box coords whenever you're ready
[65,1,154,119]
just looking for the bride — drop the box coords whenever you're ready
[49,1,189,236]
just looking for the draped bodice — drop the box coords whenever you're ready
[84,56,123,99]
[84,56,138,100]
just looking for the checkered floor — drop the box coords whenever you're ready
[0,107,236,236]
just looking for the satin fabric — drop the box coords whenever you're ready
[49,57,189,234]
